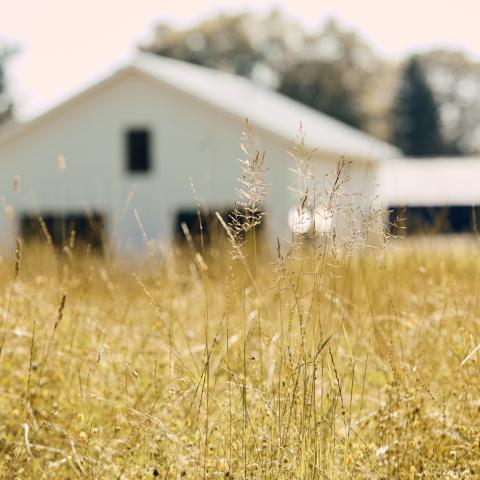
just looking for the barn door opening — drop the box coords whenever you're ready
[20,212,105,252]
[389,206,480,235]
[174,208,265,246]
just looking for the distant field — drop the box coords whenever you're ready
[1,236,480,479]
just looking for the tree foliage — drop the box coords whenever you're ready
[0,44,15,125]
[143,11,291,84]
[278,20,381,128]
[391,56,444,156]
[142,13,380,129]
[279,60,362,127]
[417,50,480,154]
[143,11,480,153]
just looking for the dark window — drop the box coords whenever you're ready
[174,208,265,245]
[126,129,151,173]
[175,210,212,244]
[20,212,105,252]
[389,206,480,235]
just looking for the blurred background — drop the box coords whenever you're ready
[1,0,479,156]
[2,0,480,244]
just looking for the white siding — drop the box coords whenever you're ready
[0,70,378,253]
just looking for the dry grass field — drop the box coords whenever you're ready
[1,235,480,479]
[1,137,480,479]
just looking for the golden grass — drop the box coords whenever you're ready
[2,125,479,478]
[1,237,480,479]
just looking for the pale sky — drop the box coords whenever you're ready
[1,0,479,116]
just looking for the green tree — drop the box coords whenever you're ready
[417,50,480,154]
[0,44,15,125]
[391,56,444,156]
[142,13,380,130]
[278,19,383,128]
[279,60,363,128]
[142,11,294,85]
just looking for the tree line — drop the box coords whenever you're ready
[141,11,480,157]
[2,11,480,157]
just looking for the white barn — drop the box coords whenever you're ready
[0,53,398,252]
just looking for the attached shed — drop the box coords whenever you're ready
[380,158,480,234]
[0,53,398,252]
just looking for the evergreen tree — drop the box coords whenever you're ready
[391,56,443,156]
[0,48,13,125]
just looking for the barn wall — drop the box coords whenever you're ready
[0,71,378,253]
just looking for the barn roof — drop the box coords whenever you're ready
[380,158,480,206]
[1,53,399,161]
[132,54,399,161]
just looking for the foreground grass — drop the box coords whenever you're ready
[0,239,480,479]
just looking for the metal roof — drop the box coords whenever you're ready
[133,53,399,161]
[380,158,480,206]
